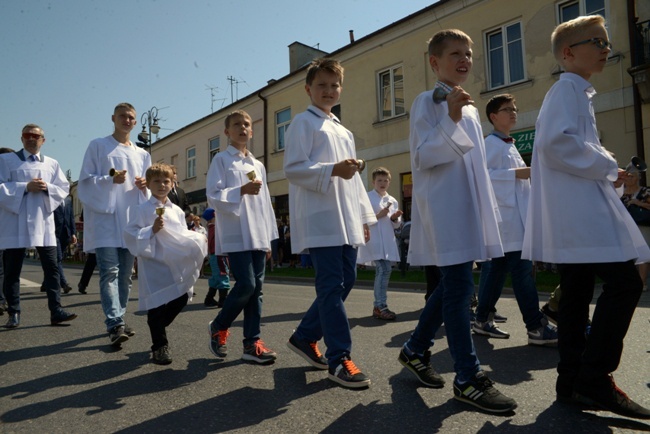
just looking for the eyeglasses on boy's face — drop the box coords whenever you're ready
[569,37,612,50]
[498,107,518,114]
[22,133,43,140]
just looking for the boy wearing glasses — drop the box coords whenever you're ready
[472,94,558,346]
[523,16,650,419]
[0,124,77,328]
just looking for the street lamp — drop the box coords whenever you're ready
[137,106,161,151]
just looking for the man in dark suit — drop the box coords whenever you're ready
[49,195,77,293]
[168,165,189,211]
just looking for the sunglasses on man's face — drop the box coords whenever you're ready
[569,37,612,50]
[22,133,43,140]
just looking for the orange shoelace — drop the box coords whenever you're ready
[309,342,323,358]
[253,340,272,355]
[341,359,362,375]
[212,329,229,345]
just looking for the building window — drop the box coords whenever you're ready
[276,108,291,151]
[558,0,605,23]
[209,137,220,161]
[486,22,525,89]
[378,65,405,120]
[187,147,196,179]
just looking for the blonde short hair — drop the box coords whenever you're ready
[551,15,606,61]
[224,110,252,128]
[428,29,473,57]
[146,163,174,183]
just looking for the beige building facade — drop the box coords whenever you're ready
[151,0,650,222]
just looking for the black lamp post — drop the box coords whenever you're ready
[137,106,161,151]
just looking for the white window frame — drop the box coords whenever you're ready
[485,21,526,90]
[186,147,196,179]
[275,108,291,151]
[377,64,405,121]
[557,0,607,24]
[209,136,220,162]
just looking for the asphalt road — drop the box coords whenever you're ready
[1,262,649,433]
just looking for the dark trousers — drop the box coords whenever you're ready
[78,253,97,289]
[556,261,642,395]
[4,247,61,314]
[147,293,188,351]
[0,250,5,304]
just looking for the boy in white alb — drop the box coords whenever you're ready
[78,102,151,346]
[206,110,279,364]
[284,58,377,389]
[357,167,402,320]
[522,15,650,419]
[472,94,557,346]
[124,163,207,364]
[397,29,516,414]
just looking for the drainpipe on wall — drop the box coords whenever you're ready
[258,90,268,169]
[627,0,646,183]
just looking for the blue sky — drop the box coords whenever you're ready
[1,0,436,180]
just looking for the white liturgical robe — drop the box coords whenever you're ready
[124,198,207,311]
[284,105,377,253]
[407,88,503,267]
[0,149,69,248]
[522,73,650,264]
[356,189,401,264]
[206,145,278,255]
[484,133,529,253]
[77,136,151,252]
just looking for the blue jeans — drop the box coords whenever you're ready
[213,250,266,346]
[294,245,357,368]
[95,247,134,331]
[373,259,391,307]
[208,254,230,289]
[406,261,480,383]
[476,251,543,330]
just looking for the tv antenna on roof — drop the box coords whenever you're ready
[205,85,226,113]
[227,76,248,104]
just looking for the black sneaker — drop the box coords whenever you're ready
[123,324,136,337]
[328,356,370,389]
[453,371,518,413]
[493,312,507,323]
[573,376,650,420]
[62,284,73,294]
[208,321,229,357]
[242,340,277,364]
[152,345,172,365]
[398,347,445,388]
[472,320,510,339]
[204,298,219,309]
[78,285,87,295]
[50,310,78,325]
[541,303,558,325]
[109,325,129,346]
[287,333,328,370]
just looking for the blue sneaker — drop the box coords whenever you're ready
[472,320,510,339]
[527,317,558,346]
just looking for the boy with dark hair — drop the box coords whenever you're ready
[397,29,517,413]
[472,93,558,346]
[523,15,650,419]
[124,163,207,364]
[284,58,377,388]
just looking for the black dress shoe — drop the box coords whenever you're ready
[78,285,87,295]
[40,285,46,293]
[62,285,73,294]
[4,313,20,328]
[51,310,78,325]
